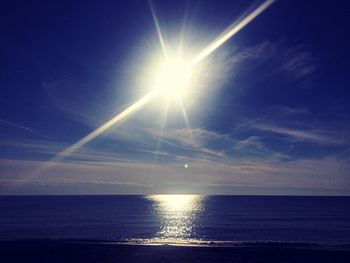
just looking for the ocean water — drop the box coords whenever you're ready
[1,195,350,246]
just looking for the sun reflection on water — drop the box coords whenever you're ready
[146,195,204,244]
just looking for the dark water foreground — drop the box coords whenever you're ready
[1,195,350,262]
[1,240,350,263]
[2,195,350,245]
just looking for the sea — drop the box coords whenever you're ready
[1,195,350,247]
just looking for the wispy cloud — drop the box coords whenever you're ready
[146,127,231,159]
[281,46,318,80]
[1,108,350,194]
[227,40,319,82]
[148,127,232,147]
[252,124,344,145]
[1,149,349,195]
[0,118,50,139]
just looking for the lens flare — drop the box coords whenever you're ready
[50,91,157,163]
[44,0,276,165]
[191,0,276,65]
[149,0,168,59]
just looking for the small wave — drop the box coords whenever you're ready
[8,238,350,249]
[117,238,349,248]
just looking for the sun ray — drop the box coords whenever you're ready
[51,91,157,163]
[190,0,276,66]
[178,98,195,147]
[177,5,190,56]
[153,99,170,160]
[149,0,169,59]
[178,98,191,131]
[44,0,276,166]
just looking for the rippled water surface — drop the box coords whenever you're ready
[1,195,350,246]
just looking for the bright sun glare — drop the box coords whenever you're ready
[45,0,276,164]
[153,58,193,99]
[149,194,201,212]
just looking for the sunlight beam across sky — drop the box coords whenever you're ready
[191,0,276,66]
[51,91,157,162]
[48,0,276,163]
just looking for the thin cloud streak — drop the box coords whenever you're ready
[1,130,350,195]
[226,40,319,83]
[0,118,50,139]
[1,153,349,194]
[252,124,344,145]
[281,46,318,80]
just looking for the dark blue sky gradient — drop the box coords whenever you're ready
[1,0,350,195]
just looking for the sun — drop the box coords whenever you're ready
[152,58,193,99]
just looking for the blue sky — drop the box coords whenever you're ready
[1,0,350,195]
